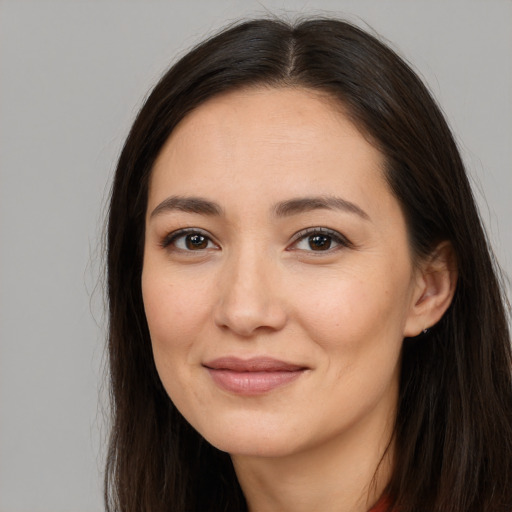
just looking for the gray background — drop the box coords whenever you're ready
[1,1,510,511]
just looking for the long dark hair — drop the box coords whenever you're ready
[105,18,512,512]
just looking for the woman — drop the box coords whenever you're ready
[105,18,512,512]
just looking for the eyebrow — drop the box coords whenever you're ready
[149,194,370,221]
[150,195,224,218]
[273,195,370,221]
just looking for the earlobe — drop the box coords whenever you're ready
[403,241,458,338]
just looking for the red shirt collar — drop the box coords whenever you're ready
[369,495,392,512]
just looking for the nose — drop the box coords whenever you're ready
[213,250,288,337]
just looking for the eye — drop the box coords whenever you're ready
[162,229,219,252]
[290,227,352,253]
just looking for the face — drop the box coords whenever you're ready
[142,87,422,458]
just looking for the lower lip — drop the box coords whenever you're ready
[206,369,305,395]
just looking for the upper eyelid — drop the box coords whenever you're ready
[160,226,353,249]
[161,227,218,248]
[289,227,353,247]
[292,226,338,238]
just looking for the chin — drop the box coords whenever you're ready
[207,432,300,458]
[194,415,306,458]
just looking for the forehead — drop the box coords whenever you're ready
[149,87,390,213]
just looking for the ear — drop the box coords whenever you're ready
[403,241,458,337]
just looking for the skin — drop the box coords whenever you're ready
[142,87,456,512]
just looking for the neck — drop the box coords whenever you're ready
[231,415,394,512]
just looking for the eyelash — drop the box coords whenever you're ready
[161,228,218,251]
[160,227,353,253]
[288,227,353,253]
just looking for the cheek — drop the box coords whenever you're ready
[141,269,215,411]
[290,266,412,356]
[141,269,212,360]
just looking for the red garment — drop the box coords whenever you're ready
[369,495,392,512]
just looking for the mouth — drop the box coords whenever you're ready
[203,357,308,395]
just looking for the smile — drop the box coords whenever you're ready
[203,357,308,395]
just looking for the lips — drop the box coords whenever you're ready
[203,357,307,395]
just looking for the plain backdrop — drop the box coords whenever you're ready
[1,1,511,511]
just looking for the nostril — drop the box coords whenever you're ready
[213,296,287,337]
[213,260,287,336]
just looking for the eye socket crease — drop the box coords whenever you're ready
[288,227,354,252]
[160,225,353,257]
[160,228,220,251]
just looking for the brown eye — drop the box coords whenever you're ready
[290,227,352,254]
[163,229,218,252]
[308,234,332,251]
[185,233,208,250]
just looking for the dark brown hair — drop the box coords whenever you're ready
[105,18,512,512]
